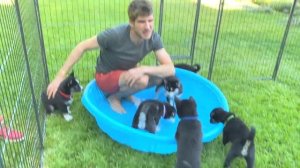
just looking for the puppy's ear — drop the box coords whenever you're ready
[210,110,217,123]
[189,96,195,103]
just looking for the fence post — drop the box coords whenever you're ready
[208,0,225,80]
[14,0,44,150]
[156,0,164,65]
[272,0,298,80]
[190,0,201,65]
[158,0,164,36]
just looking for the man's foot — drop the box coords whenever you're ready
[126,96,141,107]
[107,95,126,113]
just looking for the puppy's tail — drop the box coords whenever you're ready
[247,127,256,141]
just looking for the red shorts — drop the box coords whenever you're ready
[95,70,125,94]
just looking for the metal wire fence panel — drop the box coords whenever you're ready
[38,0,166,83]
[38,0,299,85]
[272,1,300,85]
[194,2,223,78]
[212,3,285,81]
[39,0,128,83]
[0,0,45,167]
[200,0,298,82]
[158,1,199,60]
[278,24,300,85]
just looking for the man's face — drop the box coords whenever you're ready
[131,14,154,40]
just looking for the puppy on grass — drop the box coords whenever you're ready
[175,97,202,168]
[210,107,256,168]
[41,71,83,121]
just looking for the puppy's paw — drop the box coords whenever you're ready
[156,126,160,132]
[63,113,73,121]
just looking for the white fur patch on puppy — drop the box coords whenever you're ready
[138,112,146,129]
[63,113,73,121]
[241,140,251,156]
[65,98,73,105]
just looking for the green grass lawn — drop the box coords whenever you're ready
[43,79,300,167]
[39,0,300,167]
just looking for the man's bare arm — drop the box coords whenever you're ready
[47,36,99,99]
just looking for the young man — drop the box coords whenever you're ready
[47,0,175,113]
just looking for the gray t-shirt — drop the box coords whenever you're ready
[96,24,163,73]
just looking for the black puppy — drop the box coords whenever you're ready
[132,100,176,133]
[175,97,202,168]
[175,63,201,73]
[210,107,256,168]
[41,71,83,121]
[155,76,182,106]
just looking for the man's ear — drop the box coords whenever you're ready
[129,19,134,27]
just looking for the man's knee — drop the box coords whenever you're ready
[134,75,149,89]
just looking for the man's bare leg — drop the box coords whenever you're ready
[107,94,125,113]
[126,95,141,107]
[107,82,144,113]
[126,76,161,107]
[107,74,162,113]
[108,94,140,113]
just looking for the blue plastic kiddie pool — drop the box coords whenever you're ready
[81,68,229,154]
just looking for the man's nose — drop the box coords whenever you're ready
[145,21,151,29]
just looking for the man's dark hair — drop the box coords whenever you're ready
[128,0,153,22]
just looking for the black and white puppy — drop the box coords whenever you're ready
[155,76,183,106]
[41,71,83,121]
[132,100,176,133]
[175,97,202,168]
[175,63,201,73]
[210,107,256,168]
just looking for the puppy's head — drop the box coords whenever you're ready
[163,103,176,119]
[164,76,182,98]
[175,96,197,118]
[65,71,83,92]
[210,107,231,124]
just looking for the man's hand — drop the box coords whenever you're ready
[47,75,65,99]
[126,67,145,87]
